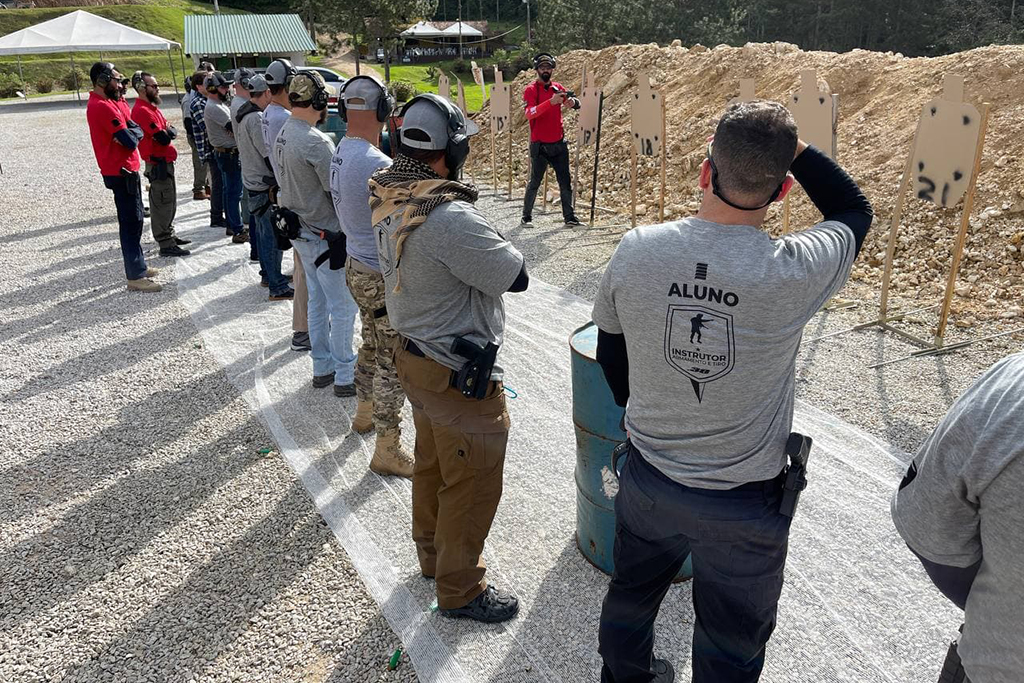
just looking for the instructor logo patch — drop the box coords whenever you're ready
[664,304,735,403]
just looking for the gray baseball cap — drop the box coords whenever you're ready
[342,75,386,110]
[399,94,479,151]
[264,59,295,86]
[234,67,256,85]
[244,74,268,94]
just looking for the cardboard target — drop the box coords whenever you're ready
[490,68,512,136]
[728,79,756,107]
[456,78,467,114]
[788,70,835,158]
[631,73,663,157]
[471,60,485,88]
[910,74,981,209]
[437,73,451,101]
[577,70,602,148]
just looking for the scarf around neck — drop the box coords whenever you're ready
[368,154,479,292]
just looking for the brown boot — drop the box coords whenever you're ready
[352,399,374,434]
[369,428,414,478]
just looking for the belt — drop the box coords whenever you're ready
[404,338,427,357]
[214,146,238,155]
[631,442,786,494]
[346,255,380,276]
[402,338,501,394]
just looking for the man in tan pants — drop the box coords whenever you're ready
[370,94,528,623]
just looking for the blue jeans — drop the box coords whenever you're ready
[103,172,148,280]
[598,445,791,683]
[207,154,223,222]
[214,150,243,234]
[291,232,357,384]
[247,190,288,295]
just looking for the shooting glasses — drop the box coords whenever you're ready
[706,140,785,211]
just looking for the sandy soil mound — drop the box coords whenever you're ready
[468,41,1024,315]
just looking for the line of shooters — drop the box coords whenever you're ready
[83,56,1019,683]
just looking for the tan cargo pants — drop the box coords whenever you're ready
[395,343,509,609]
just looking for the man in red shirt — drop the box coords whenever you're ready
[130,71,190,258]
[86,61,160,293]
[521,53,582,228]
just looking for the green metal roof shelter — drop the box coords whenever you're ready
[183,13,316,71]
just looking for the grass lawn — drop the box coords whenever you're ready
[388,60,504,112]
[0,1,243,94]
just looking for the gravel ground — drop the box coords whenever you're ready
[0,99,416,683]
[3,97,1020,683]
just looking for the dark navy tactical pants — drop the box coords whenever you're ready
[598,445,791,683]
[103,172,147,281]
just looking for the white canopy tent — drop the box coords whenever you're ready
[0,10,184,102]
[441,21,484,38]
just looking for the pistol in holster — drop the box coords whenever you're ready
[314,229,347,271]
[450,336,499,400]
[938,626,970,683]
[150,157,170,181]
[779,432,812,518]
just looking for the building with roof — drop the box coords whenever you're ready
[183,13,316,72]
[397,20,500,62]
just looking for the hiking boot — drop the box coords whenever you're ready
[145,267,160,277]
[127,278,162,293]
[232,229,250,244]
[351,399,374,433]
[260,280,270,288]
[564,217,583,227]
[291,331,311,352]
[334,383,357,398]
[313,372,335,388]
[193,190,207,201]
[519,218,534,228]
[269,287,294,301]
[440,585,519,623]
[225,228,234,237]
[369,428,414,478]
[175,237,192,245]
[159,245,191,257]
[650,659,675,682]
[204,185,212,198]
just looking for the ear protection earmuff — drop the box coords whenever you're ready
[94,62,116,87]
[533,53,557,69]
[338,75,395,123]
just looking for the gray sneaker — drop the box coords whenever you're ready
[440,585,519,623]
[519,218,534,228]
[291,331,311,352]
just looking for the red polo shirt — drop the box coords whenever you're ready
[86,92,141,176]
[131,98,178,164]
[523,79,568,143]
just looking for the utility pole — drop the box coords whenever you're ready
[523,0,530,45]
[458,0,463,59]
[213,0,220,13]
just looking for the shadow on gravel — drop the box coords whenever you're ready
[871,332,933,448]
[0,414,271,631]
[56,483,332,681]
[7,216,116,244]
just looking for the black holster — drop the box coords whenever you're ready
[314,230,347,271]
[779,433,812,518]
[938,626,970,683]
[150,157,170,181]
[120,168,140,196]
[450,336,499,400]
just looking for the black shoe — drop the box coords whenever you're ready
[313,372,335,389]
[143,206,151,218]
[211,217,227,228]
[269,287,294,301]
[286,274,294,282]
[650,658,675,682]
[333,383,356,397]
[159,245,191,257]
[232,229,250,244]
[175,237,192,245]
[520,218,534,228]
[564,217,583,227]
[291,331,311,352]
[260,280,270,288]
[249,256,260,263]
[439,585,519,624]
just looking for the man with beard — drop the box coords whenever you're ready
[274,71,358,396]
[86,61,159,292]
[130,72,190,258]
[520,53,582,228]
[189,72,225,229]
[369,94,529,623]
[204,72,247,243]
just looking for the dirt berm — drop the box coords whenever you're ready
[467,42,1024,316]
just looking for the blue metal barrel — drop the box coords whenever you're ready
[571,322,692,580]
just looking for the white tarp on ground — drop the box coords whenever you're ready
[0,10,180,56]
[173,209,960,683]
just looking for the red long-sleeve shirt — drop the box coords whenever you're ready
[523,79,574,143]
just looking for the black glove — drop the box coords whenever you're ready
[166,124,178,140]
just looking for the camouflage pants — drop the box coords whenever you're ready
[346,259,406,431]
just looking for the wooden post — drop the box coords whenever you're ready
[630,145,638,228]
[506,125,513,199]
[934,102,991,345]
[659,91,666,223]
[542,171,549,212]
[782,195,792,234]
[490,128,497,190]
[878,138,919,320]
[590,93,604,227]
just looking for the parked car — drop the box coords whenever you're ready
[219,66,346,111]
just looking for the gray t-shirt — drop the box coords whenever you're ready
[262,103,290,183]
[330,137,392,271]
[375,200,524,378]
[892,353,1024,683]
[229,95,246,121]
[275,117,340,235]
[204,98,235,149]
[592,217,855,489]
[236,107,270,192]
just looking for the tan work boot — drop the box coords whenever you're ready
[369,428,414,478]
[352,399,374,434]
[127,278,162,293]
